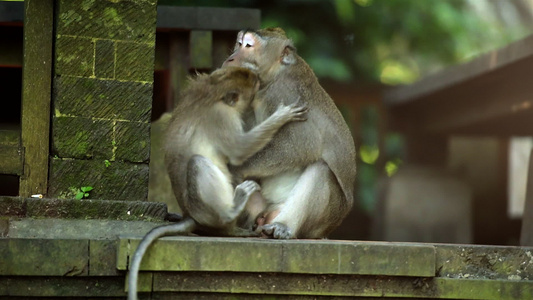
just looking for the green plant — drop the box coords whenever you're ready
[104,160,111,168]
[75,186,93,200]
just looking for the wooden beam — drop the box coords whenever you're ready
[384,34,533,136]
[157,6,260,31]
[19,0,53,196]
[0,2,24,23]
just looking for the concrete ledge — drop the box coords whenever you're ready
[1,236,532,298]
[118,237,436,277]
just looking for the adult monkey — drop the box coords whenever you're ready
[223,28,356,239]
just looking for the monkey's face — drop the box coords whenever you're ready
[223,28,296,83]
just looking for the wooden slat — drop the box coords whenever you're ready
[19,0,53,196]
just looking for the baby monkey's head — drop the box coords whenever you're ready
[209,67,260,111]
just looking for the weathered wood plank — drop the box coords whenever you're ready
[157,6,260,31]
[118,237,436,277]
[19,0,54,196]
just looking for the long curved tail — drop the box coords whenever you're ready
[128,217,196,300]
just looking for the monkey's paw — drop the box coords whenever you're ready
[233,180,261,213]
[287,102,309,122]
[275,102,309,123]
[235,180,261,196]
[261,222,292,239]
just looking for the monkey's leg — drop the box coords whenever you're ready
[187,155,236,227]
[187,156,260,228]
[261,160,344,239]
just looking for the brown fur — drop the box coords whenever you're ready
[223,27,356,239]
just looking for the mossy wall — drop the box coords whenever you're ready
[49,0,157,200]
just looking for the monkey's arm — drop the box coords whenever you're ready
[226,102,307,166]
[232,111,323,179]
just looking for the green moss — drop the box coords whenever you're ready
[81,0,95,11]
[103,7,123,27]
[60,10,83,27]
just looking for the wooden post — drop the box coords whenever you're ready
[167,32,189,109]
[520,149,533,246]
[19,0,54,197]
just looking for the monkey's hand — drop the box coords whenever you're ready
[274,102,309,123]
[261,222,293,239]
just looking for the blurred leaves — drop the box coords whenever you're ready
[160,0,533,84]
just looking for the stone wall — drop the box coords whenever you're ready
[48,0,157,200]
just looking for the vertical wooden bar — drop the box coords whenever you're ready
[189,30,213,70]
[19,0,54,197]
[520,149,533,246]
[212,31,235,69]
[167,32,189,109]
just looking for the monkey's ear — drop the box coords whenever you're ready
[281,45,296,65]
[222,91,239,106]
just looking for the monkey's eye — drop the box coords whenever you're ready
[238,42,242,46]
[222,92,239,107]
[245,43,252,48]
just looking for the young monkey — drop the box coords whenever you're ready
[128,67,307,300]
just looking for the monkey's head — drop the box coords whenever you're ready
[223,27,297,83]
[209,67,260,113]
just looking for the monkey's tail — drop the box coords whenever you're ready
[128,217,196,300]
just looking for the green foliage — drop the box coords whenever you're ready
[75,186,93,200]
[104,160,111,168]
[159,0,531,84]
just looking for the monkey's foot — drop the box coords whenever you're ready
[232,180,261,215]
[261,222,292,239]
